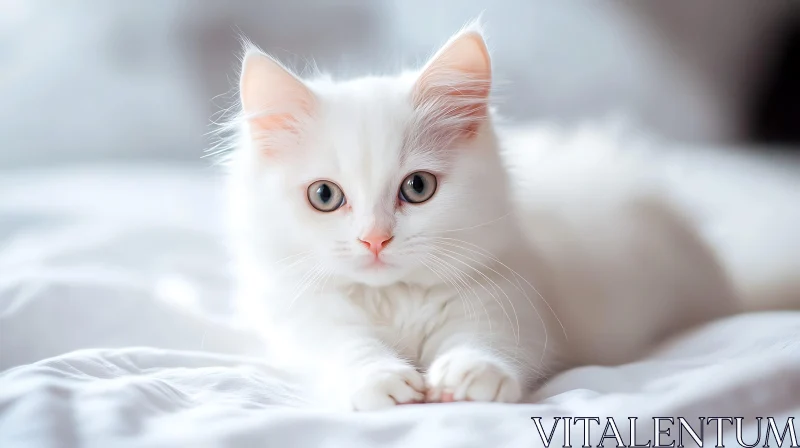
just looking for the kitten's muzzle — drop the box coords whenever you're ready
[358,233,393,256]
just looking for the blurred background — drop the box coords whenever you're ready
[1,0,799,379]
[1,0,799,168]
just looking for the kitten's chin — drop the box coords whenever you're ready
[343,263,410,288]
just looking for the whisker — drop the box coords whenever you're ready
[427,253,498,338]
[277,253,315,274]
[429,248,520,344]
[422,256,479,324]
[433,243,530,337]
[426,253,495,327]
[317,267,334,295]
[431,212,511,233]
[286,262,326,312]
[425,253,482,323]
[420,258,468,319]
[426,235,568,366]
[431,241,546,355]
[272,250,314,265]
[428,236,567,341]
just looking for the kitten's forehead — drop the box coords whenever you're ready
[306,75,419,201]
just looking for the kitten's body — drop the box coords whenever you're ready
[225,25,737,410]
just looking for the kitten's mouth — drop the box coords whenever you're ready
[364,257,389,269]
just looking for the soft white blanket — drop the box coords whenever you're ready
[1,150,798,447]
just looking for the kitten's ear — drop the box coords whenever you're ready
[239,49,314,137]
[413,24,492,140]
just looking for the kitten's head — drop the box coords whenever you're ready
[230,24,513,287]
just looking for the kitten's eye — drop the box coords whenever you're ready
[399,171,437,204]
[307,180,345,212]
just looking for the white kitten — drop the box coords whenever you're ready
[224,23,737,411]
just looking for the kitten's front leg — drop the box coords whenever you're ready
[297,325,425,411]
[265,291,425,411]
[423,333,525,404]
[336,339,425,411]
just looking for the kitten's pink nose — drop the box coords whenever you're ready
[358,232,393,256]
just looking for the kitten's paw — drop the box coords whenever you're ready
[425,349,522,403]
[350,364,425,411]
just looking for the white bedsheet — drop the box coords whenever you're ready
[1,153,798,447]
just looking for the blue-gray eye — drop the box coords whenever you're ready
[307,180,345,212]
[399,171,437,204]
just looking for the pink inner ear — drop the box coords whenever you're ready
[240,50,315,154]
[412,31,492,141]
[414,78,490,137]
[251,112,302,133]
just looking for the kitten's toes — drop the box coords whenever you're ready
[425,349,522,403]
[350,364,425,411]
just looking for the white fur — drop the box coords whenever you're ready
[223,24,738,411]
